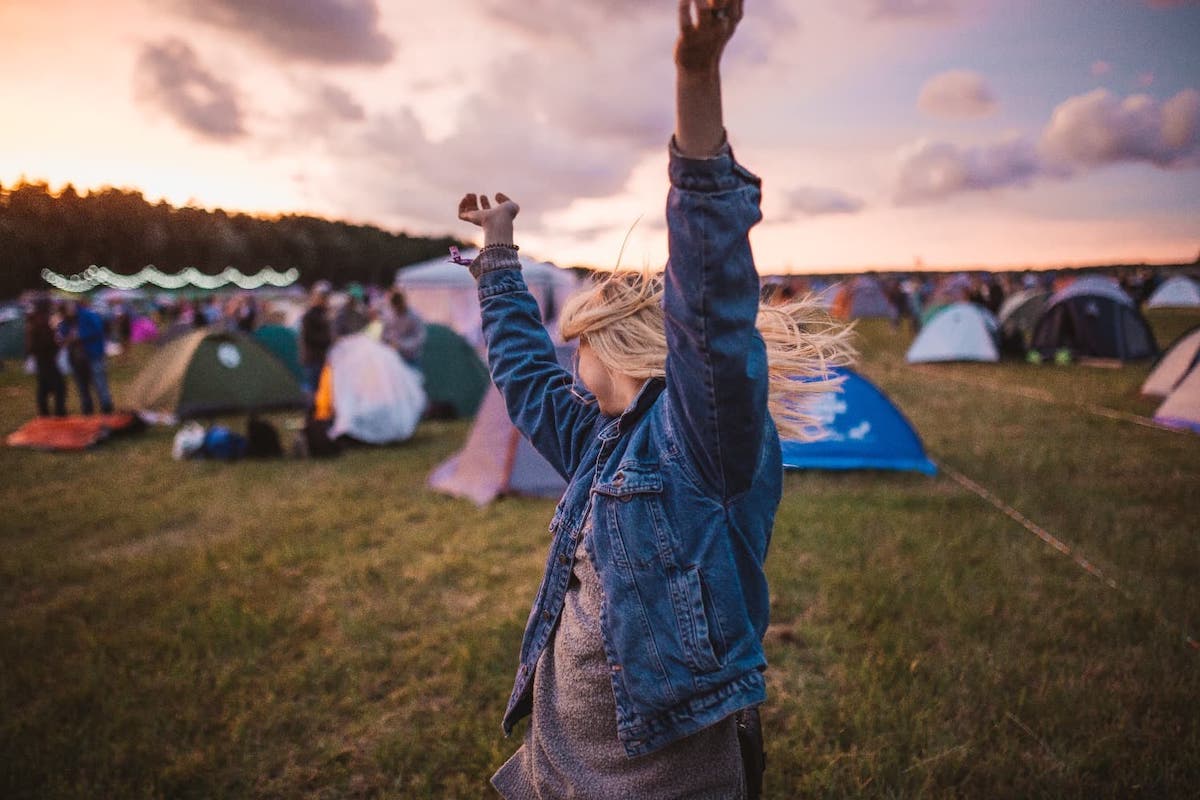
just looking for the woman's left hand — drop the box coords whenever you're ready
[458,192,520,246]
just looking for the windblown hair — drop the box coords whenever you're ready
[558,270,856,442]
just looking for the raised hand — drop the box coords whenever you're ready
[457,192,520,246]
[675,0,743,75]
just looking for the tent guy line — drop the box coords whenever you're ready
[936,459,1200,652]
[906,366,1187,436]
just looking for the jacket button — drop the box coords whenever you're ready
[613,472,625,485]
[542,611,552,621]
[558,554,568,565]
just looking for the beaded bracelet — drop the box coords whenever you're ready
[480,242,519,254]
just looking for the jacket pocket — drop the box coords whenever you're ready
[672,566,725,673]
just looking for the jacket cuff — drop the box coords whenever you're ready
[668,135,761,193]
[469,247,522,279]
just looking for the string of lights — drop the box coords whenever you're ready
[40,265,300,293]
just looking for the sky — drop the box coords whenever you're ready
[1,0,1198,274]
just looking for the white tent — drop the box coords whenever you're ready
[395,251,581,348]
[1154,360,1200,433]
[1146,276,1200,309]
[906,303,999,363]
[1142,326,1200,397]
[326,333,426,444]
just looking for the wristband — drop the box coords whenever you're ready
[480,242,519,254]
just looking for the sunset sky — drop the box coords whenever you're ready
[2,0,1198,273]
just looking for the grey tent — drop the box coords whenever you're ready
[427,343,574,505]
[427,383,567,505]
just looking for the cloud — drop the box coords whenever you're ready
[894,134,1043,204]
[316,84,366,122]
[895,87,1200,203]
[1091,60,1112,77]
[784,186,866,217]
[481,0,651,38]
[316,15,689,233]
[177,0,393,65]
[918,70,997,118]
[1041,88,1200,168]
[134,39,245,141]
[862,0,962,20]
[288,82,366,139]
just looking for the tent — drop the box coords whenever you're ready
[830,276,897,321]
[0,312,24,362]
[253,324,305,382]
[782,369,937,474]
[1154,362,1200,433]
[1141,325,1200,397]
[325,333,427,444]
[123,330,307,418]
[1146,276,1200,309]
[997,288,1051,352]
[1029,280,1157,361]
[906,303,999,363]
[428,343,575,505]
[395,251,580,348]
[420,323,490,418]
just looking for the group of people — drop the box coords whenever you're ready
[299,281,426,398]
[24,297,113,417]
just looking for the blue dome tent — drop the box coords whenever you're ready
[782,368,936,474]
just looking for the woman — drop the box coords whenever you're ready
[458,2,853,797]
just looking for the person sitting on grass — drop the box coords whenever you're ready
[456,2,854,797]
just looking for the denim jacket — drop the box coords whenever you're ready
[475,142,779,758]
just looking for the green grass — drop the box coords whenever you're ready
[1,309,1198,798]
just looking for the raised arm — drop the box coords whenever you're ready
[458,193,600,480]
[664,0,769,500]
[674,0,742,158]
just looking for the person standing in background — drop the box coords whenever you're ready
[381,289,427,368]
[300,281,333,395]
[60,297,113,415]
[25,298,66,417]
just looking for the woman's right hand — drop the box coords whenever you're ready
[458,193,520,246]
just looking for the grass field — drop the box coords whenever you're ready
[2,309,1198,799]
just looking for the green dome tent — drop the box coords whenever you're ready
[123,330,307,418]
[420,323,490,418]
[253,324,304,382]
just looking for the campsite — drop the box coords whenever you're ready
[2,300,1196,798]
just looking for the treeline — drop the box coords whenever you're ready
[0,181,465,299]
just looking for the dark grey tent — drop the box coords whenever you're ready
[997,289,1051,354]
[1030,281,1157,361]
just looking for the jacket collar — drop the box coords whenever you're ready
[598,377,665,442]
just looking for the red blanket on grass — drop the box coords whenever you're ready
[5,413,143,451]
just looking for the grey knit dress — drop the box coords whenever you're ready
[491,516,745,799]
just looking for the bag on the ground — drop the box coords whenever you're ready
[172,421,206,460]
[302,418,341,458]
[202,426,247,461]
[245,416,283,458]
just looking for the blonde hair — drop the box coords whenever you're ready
[558,270,856,441]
